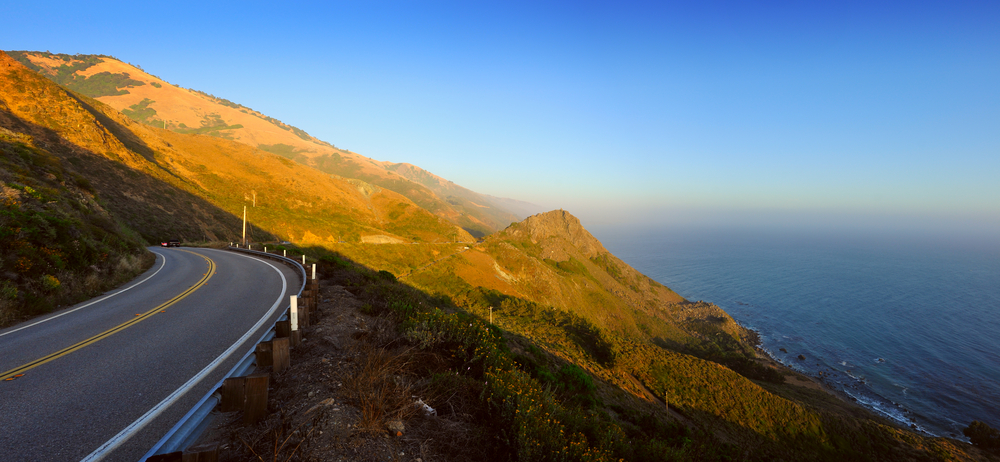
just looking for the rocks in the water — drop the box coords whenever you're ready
[797,354,806,360]
[779,348,788,353]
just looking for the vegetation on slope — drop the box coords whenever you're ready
[246,248,986,461]
[0,126,151,327]
[6,51,145,97]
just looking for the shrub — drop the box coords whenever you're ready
[40,275,61,292]
[964,421,1000,449]
[0,281,17,300]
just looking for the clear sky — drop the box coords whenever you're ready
[5,1,999,236]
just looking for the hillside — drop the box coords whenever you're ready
[0,51,473,250]
[6,51,522,237]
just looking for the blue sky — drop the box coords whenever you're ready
[5,1,999,235]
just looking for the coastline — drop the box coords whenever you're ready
[740,324,894,421]
[744,328,935,437]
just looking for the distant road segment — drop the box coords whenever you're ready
[0,247,301,461]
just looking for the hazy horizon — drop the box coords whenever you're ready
[4,1,997,238]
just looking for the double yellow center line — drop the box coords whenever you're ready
[1,251,215,381]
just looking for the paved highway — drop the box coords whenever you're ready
[0,247,301,461]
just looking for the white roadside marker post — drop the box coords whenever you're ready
[312,264,316,280]
[290,296,298,332]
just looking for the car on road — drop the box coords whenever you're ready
[160,239,181,247]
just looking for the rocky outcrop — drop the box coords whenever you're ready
[501,209,609,258]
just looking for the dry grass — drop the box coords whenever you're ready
[233,407,327,462]
[346,344,420,434]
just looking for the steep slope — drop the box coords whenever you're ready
[7,51,522,236]
[0,51,472,249]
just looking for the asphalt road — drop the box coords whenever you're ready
[0,247,302,461]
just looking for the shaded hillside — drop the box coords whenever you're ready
[7,51,522,237]
[0,126,151,327]
[0,51,472,249]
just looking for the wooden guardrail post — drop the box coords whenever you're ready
[255,341,273,368]
[182,441,219,462]
[244,373,269,424]
[218,372,270,424]
[271,337,289,372]
[220,374,271,423]
[255,338,290,373]
[220,377,246,412]
[147,452,181,462]
[275,320,291,338]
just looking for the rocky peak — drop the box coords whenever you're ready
[506,209,609,258]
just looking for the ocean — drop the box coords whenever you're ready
[593,225,1000,438]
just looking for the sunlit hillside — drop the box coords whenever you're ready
[0,51,472,248]
[7,51,521,237]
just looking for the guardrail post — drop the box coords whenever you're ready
[219,373,270,425]
[220,377,246,412]
[255,338,289,373]
[183,441,220,462]
[271,337,289,372]
[299,299,310,328]
[275,320,290,338]
[147,452,182,462]
[244,373,269,424]
[255,342,274,368]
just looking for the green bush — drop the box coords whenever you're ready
[964,421,1000,449]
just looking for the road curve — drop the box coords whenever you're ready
[0,246,302,461]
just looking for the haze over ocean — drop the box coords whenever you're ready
[593,224,1000,438]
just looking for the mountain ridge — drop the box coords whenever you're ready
[7,50,523,237]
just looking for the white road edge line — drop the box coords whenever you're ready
[0,250,168,339]
[80,249,289,462]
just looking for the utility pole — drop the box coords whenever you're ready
[242,205,247,245]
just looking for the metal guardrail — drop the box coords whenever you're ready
[140,245,307,460]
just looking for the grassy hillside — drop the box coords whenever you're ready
[7,50,522,237]
[390,209,989,460]
[0,51,471,250]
